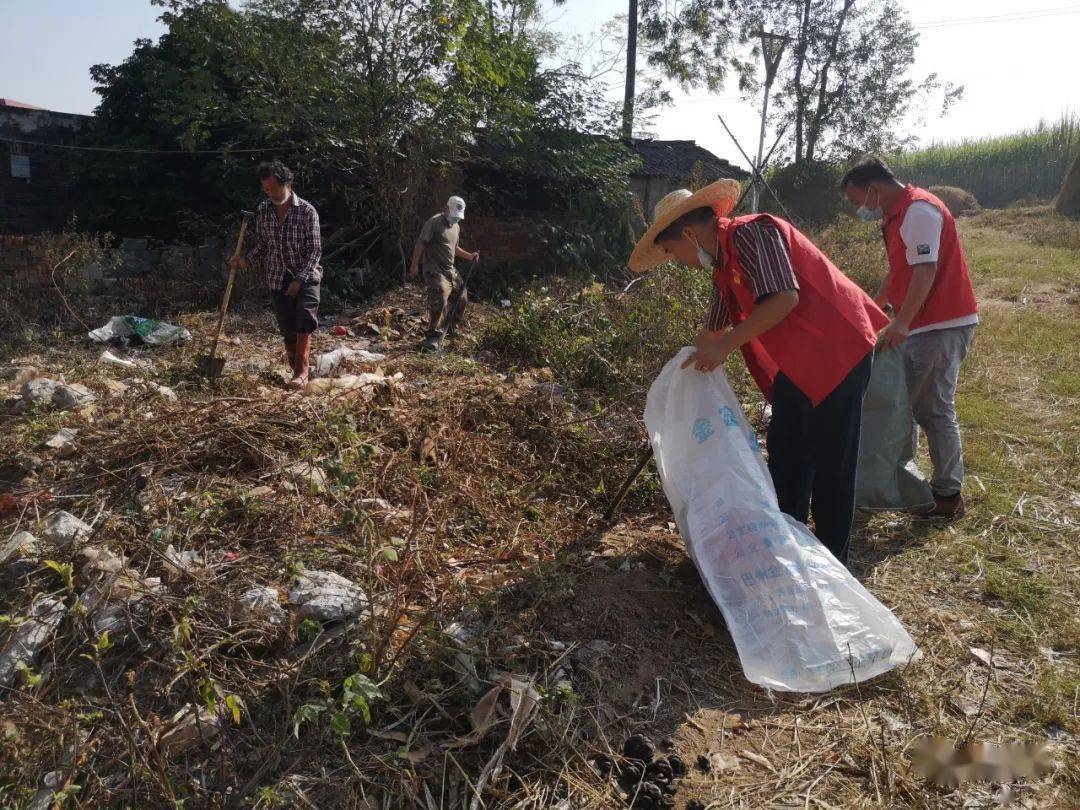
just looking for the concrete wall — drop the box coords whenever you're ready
[0,107,91,235]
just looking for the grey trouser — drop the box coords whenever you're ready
[902,324,976,497]
[423,267,466,344]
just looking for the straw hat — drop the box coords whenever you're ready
[629,179,741,273]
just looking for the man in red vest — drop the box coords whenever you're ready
[841,157,979,520]
[630,179,888,565]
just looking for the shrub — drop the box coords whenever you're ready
[811,216,890,294]
[482,264,715,401]
[763,160,845,228]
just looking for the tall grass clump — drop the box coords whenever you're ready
[891,113,1080,208]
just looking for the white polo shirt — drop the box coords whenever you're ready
[899,201,979,336]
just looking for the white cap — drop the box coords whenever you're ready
[446,195,466,221]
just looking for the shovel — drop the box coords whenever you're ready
[198,211,253,380]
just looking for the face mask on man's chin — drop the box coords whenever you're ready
[689,233,717,269]
[856,187,883,222]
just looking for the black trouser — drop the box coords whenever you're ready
[270,277,320,342]
[766,352,873,566]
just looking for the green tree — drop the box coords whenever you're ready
[639,0,961,164]
[81,0,634,280]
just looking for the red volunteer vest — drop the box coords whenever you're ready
[882,186,978,330]
[714,214,888,406]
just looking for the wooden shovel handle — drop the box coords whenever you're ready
[207,218,249,363]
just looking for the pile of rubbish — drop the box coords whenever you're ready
[88,315,191,347]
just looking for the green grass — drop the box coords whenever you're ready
[891,113,1080,208]
[961,222,1080,288]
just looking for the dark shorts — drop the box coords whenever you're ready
[271,278,320,339]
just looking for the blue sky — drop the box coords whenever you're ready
[3,0,1077,169]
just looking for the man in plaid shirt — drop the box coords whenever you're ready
[231,161,322,389]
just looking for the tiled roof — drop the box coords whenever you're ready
[0,99,44,110]
[630,139,748,181]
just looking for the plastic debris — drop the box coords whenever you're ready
[0,596,67,688]
[155,704,222,759]
[163,544,203,581]
[0,531,40,579]
[303,370,402,397]
[77,551,165,643]
[148,382,178,402]
[313,345,388,377]
[98,350,152,370]
[284,461,328,494]
[88,315,191,347]
[53,382,97,410]
[0,531,40,565]
[80,545,127,575]
[41,511,93,548]
[20,378,97,410]
[20,378,60,407]
[235,586,285,626]
[44,428,79,457]
[288,569,368,622]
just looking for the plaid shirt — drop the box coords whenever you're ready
[705,220,799,331]
[245,193,323,290]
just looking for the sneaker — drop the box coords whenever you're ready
[916,493,965,521]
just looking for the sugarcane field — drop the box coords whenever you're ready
[0,1,1077,808]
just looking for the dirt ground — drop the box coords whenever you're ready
[0,211,1077,808]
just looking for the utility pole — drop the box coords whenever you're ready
[752,30,789,212]
[622,0,638,141]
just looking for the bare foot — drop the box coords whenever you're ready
[286,373,309,391]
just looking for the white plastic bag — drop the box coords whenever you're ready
[313,345,388,377]
[644,349,919,692]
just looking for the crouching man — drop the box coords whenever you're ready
[231,161,322,389]
[409,195,478,351]
[841,157,979,520]
[629,180,888,565]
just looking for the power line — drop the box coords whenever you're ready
[915,5,1080,29]
[0,137,301,155]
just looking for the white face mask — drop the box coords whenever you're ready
[857,186,882,222]
[690,232,717,269]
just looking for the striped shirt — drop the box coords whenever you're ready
[245,193,323,290]
[704,220,799,331]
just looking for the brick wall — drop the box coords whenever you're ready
[0,107,91,235]
[0,234,228,327]
[461,214,558,267]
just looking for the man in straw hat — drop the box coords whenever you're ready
[841,156,978,521]
[629,179,888,565]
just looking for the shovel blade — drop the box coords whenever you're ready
[197,355,226,379]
